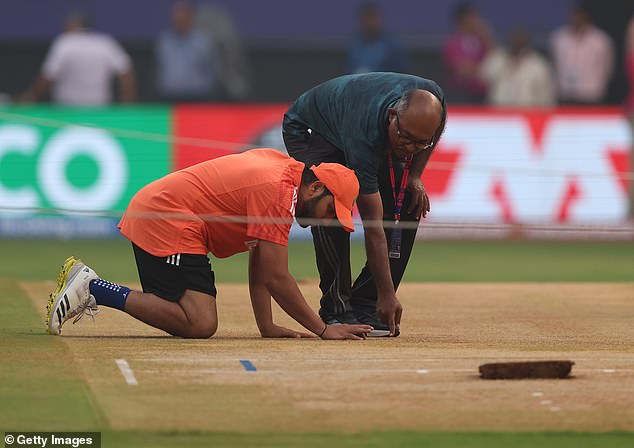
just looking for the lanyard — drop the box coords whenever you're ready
[388,150,412,223]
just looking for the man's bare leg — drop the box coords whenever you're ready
[124,289,218,338]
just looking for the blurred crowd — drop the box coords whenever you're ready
[13,0,634,113]
[442,2,617,107]
[20,1,251,106]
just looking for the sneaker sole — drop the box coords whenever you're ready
[46,256,84,335]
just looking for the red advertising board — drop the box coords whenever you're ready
[173,105,632,224]
[173,104,289,170]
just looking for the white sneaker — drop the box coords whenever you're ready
[46,256,100,335]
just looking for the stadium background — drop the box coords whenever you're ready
[0,0,632,238]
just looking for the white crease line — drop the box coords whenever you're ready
[134,357,634,363]
[141,368,426,374]
[137,368,478,375]
[115,359,139,386]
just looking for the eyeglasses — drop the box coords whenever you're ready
[394,113,435,152]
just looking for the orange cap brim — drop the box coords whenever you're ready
[334,197,355,232]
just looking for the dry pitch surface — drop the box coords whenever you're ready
[23,282,634,432]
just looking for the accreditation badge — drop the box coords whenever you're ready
[388,224,402,259]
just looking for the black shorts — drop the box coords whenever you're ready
[132,243,217,302]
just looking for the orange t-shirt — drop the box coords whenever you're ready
[118,149,304,258]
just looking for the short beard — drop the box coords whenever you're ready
[295,191,329,228]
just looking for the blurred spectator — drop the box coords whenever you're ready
[346,2,407,74]
[197,4,251,101]
[480,28,555,106]
[21,11,135,106]
[442,3,493,104]
[550,3,614,104]
[156,1,216,101]
[626,16,634,218]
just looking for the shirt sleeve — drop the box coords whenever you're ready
[42,38,65,80]
[345,140,381,195]
[245,182,296,246]
[105,36,131,74]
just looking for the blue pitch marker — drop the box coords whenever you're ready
[239,359,257,372]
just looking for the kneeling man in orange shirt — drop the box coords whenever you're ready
[46,149,372,340]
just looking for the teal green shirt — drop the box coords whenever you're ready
[283,72,446,194]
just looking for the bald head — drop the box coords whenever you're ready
[406,89,444,132]
[388,89,445,159]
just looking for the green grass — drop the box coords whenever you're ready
[2,251,634,447]
[1,238,633,283]
[0,279,104,431]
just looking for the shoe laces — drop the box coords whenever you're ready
[70,295,100,324]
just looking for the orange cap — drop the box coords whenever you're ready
[310,163,359,232]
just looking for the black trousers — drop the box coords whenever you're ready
[283,130,420,317]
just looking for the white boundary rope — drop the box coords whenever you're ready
[1,205,633,238]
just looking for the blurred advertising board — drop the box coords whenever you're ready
[0,107,170,237]
[0,105,630,238]
[172,104,289,169]
[432,108,630,224]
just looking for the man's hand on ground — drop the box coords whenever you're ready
[376,294,403,337]
[321,324,373,340]
[406,176,430,219]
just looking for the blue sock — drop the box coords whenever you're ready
[89,279,131,311]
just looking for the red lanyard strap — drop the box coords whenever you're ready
[388,150,412,222]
